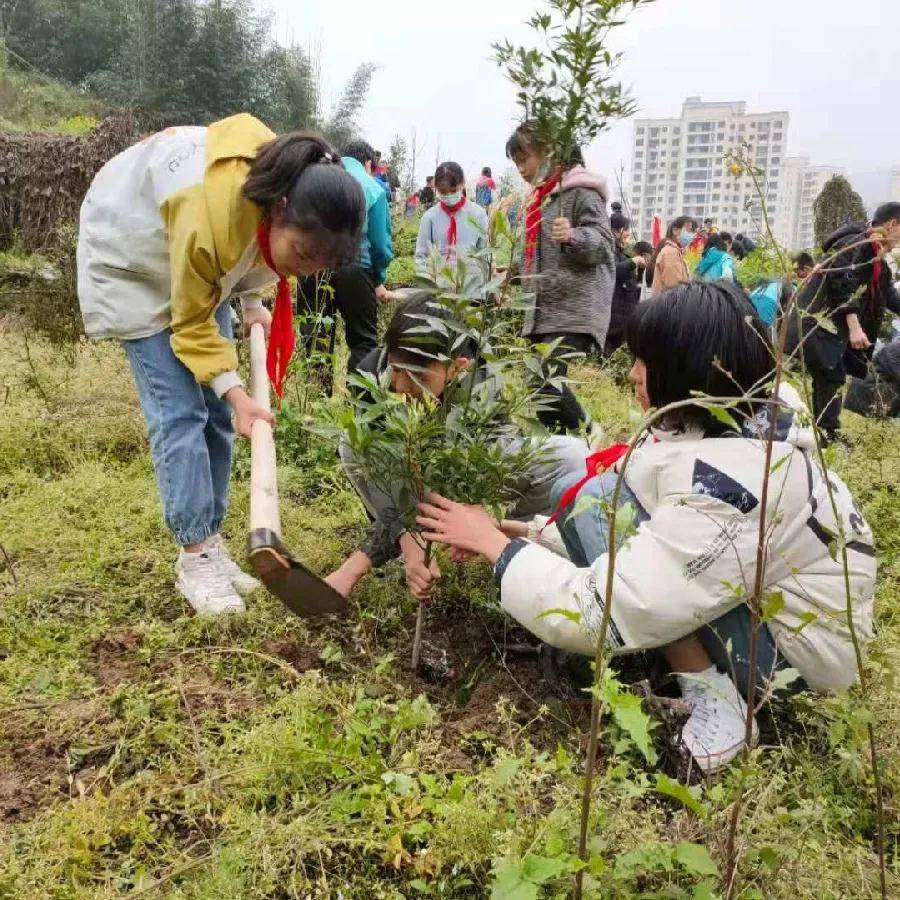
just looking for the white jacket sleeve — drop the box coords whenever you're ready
[415,213,432,271]
[499,495,757,655]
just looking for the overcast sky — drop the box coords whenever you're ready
[266,0,899,208]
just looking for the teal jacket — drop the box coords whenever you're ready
[695,247,736,282]
[342,156,394,284]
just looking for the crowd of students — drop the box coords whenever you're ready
[75,112,892,775]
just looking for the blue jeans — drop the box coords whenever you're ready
[550,470,787,696]
[123,303,235,546]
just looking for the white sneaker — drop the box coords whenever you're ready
[676,667,758,774]
[175,547,246,615]
[208,534,261,597]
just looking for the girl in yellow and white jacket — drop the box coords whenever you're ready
[415,282,876,775]
[77,114,365,615]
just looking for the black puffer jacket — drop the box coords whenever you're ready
[789,223,900,373]
[605,244,642,352]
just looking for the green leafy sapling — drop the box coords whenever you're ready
[493,0,655,181]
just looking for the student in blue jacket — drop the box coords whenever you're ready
[695,233,736,283]
[298,139,394,373]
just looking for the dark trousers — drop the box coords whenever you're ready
[530,331,592,433]
[297,266,379,375]
[809,358,846,436]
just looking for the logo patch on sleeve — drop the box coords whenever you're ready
[692,460,759,514]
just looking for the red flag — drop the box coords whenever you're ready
[651,215,662,248]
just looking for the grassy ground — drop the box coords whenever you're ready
[0,326,898,899]
[0,60,99,133]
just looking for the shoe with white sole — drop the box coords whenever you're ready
[175,547,246,615]
[676,666,758,774]
[208,534,261,597]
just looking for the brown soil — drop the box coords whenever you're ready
[0,698,107,823]
[381,600,596,761]
[89,629,141,688]
[261,637,323,674]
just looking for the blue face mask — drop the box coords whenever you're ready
[439,191,463,207]
[680,231,695,247]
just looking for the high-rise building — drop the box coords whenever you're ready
[629,97,788,241]
[776,157,846,249]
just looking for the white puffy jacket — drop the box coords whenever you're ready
[498,392,876,693]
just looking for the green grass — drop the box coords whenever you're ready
[0,61,100,133]
[0,330,898,898]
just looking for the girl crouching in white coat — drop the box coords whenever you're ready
[416,281,876,774]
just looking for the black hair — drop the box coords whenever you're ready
[505,121,583,167]
[425,175,434,183]
[243,132,365,268]
[610,208,631,232]
[626,280,773,433]
[666,215,692,239]
[384,291,476,366]
[703,218,713,226]
[343,139,376,166]
[793,251,815,270]
[633,240,653,256]
[703,233,727,255]
[482,166,492,177]
[434,161,465,190]
[719,231,733,246]
[873,202,900,226]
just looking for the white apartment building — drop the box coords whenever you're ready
[777,157,846,249]
[629,97,788,241]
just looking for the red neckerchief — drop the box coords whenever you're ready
[439,197,467,252]
[524,170,561,272]
[256,219,295,402]
[868,228,884,317]
[543,443,631,529]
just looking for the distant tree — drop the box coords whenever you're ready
[323,62,377,150]
[386,134,408,193]
[4,0,374,137]
[813,175,868,246]
[498,166,525,199]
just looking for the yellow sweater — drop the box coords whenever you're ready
[78,114,278,394]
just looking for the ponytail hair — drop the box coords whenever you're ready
[243,131,365,268]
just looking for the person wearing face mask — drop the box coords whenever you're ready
[415,161,489,286]
[77,114,365,615]
[504,121,615,435]
[650,215,692,293]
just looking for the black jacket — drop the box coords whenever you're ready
[606,245,642,345]
[790,223,900,373]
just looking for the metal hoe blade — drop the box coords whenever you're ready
[248,528,348,618]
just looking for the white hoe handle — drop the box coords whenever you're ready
[249,323,281,535]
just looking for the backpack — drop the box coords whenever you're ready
[475,182,493,207]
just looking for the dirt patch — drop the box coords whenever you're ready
[261,637,323,674]
[0,717,73,822]
[90,629,141,688]
[0,696,116,822]
[177,672,266,718]
[371,601,594,756]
